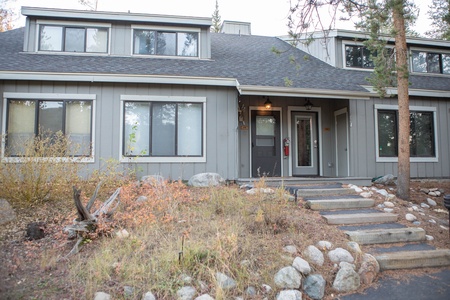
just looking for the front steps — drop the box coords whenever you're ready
[291,184,450,272]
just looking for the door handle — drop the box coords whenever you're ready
[314,140,317,148]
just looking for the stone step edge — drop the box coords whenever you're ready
[375,249,450,271]
[296,188,357,197]
[345,227,426,245]
[305,198,375,210]
[322,213,398,225]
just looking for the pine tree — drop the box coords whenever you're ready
[211,0,221,33]
[426,0,450,40]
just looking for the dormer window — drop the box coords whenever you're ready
[345,45,374,69]
[133,28,198,57]
[39,24,109,53]
[411,50,450,74]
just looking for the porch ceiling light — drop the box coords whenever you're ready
[304,99,313,110]
[264,97,272,109]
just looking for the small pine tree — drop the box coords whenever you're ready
[212,0,221,33]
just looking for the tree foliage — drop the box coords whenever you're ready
[426,0,450,40]
[211,0,222,33]
[0,0,15,32]
[78,0,99,11]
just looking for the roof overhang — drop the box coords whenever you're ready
[237,85,373,100]
[361,85,450,98]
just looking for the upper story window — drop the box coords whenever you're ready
[133,29,198,57]
[411,50,450,74]
[39,24,108,53]
[345,45,374,69]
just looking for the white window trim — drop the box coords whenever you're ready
[374,104,438,163]
[409,46,450,76]
[1,92,96,163]
[342,41,394,71]
[119,95,207,163]
[130,25,201,58]
[36,20,112,55]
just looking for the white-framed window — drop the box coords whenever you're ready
[411,49,450,75]
[120,95,206,163]
[132,26,199,57]
[343,42,394,70]
[2,93,95,161]
[374,104,438,163]
[37,20,110,53]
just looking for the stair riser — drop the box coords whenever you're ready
[375,250,450,271]
[345,228,426,245]
[306,199,375,210]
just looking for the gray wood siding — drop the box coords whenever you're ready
[297,37,337,66]
[349,97,450,178]
[0,81,238,180]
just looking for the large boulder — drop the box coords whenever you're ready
[358,254,380,285]
[332,264,360,292]
[276,290,302,300]
[274,266,302,289]
[292,257,311,275]
[328,248,354,264]
[303,245,324,266]
[188,173,225,187]
[0,199,16,225]
[303,274,326,300]
[373,174,395,185]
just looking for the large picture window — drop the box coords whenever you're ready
[5,96,93,157]
[123,100,203,157]
[39,25,108,53]
[377,108,436,160]
[345,44,394,69]
[133,29,198,57]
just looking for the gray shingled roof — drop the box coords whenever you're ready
[0,27,449,93]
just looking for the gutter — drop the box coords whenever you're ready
[361,85,450,98]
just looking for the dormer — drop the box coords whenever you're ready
[21,6,213,59]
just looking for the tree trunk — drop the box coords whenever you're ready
[393,2,410,200]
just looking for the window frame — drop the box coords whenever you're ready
[119,95,206,163]
[1,93,96,163]
[410,47,450,76]
[36,20,111,55]
[342,41,394,71]
[374,104,438,163]
[131,25,200,58]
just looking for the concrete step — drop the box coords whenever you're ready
[339,222,406,231]
[323,212,398,225]
[345,227,426,245]
[306,198,375,210]
[375,249,450,271]
[296,188,356,197]
[369,242,435,254]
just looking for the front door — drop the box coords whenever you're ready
[335,109,349,177]
[251,110,281,177]
[291,112,319,176]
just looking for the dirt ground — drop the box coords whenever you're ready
[0,179,449,299]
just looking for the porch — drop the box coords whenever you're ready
[235,176,373,187]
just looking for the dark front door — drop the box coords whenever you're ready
[291,112,319,176]
[251,110,281,177]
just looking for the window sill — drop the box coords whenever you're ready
[120,156,206,163]
[376,157,439,163]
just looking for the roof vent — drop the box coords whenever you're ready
[220,20,251,35]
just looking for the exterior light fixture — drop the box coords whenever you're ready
[304,99,313,110]
[264,97,272,109]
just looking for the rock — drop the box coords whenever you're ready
[405,214,417,222]
[358,254,379,285]
[384,201,395,208]
[136,195,148,202]
[246,188,274,195]
[292,257,311,275]
[177,286,196,300]
[240,259,250,267]
[333,265,361,292]
[245,286,257,296]
[429,188,438,192]
[123,286,134,297]
[141,175,165,187]
[347,242,362,254]
[239,184,254,189]
[360,192,372,198]
[116,229,130,239]
[283,245,297,254]
[420,188,430,194]
[373,174,395,185]
[188,173,225,187]
[421,203,430,209]
[0,199,16,225]
[383,208,394,213]
[261,284,272,293]
[216,272,236,290]
[316,240,333,250]
[377,204,384,209]
[376,189,389,197]
[274,266,302,289]
[180,274,193,284]
[386,194,396,201]
[26,222,46,240]
[303,274,326,300]
[413,221,421,226]
[328,248,354,263]
[276,290,302,300]
[339,261,356,270]
[440,225,449,230]
[426,235,434,241]
[429,219,437,224]
[142,291,157,300]
[195,295,214,300]
[429,192,438,197]
[435,191,442,197]
[303,245,324,266]
[412,205,419,211]
[427,198,437,206]
[94,292,111,300]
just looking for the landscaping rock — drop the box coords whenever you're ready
[373,174,395,185]
[26,222,45,240]
[358,254,379,285]
[333,264,361,292]
[360,192,372,198]
[123,286,134,297]
[347,242,362,254]
[283,245,297,254]
[316,240,333,250]
[188,173,225,187]
[0,199,16,225]
[216,272,236,290]
[195,295,214,300]
[421,203,430,209]
[405,213,417,222]
[245,286,257,296]
[426,235,435,241]
[427,198,437,206]
[376,189,389,197]
[177,286,196,300]
[262,284,272,293]
[384,201,395,208]
[420,188,430,194]
[274,266,302,289]
[304,245,324,266]
[429,192,438,197]
[276,290,302,300]
[246,188,274,195]
[142,291,157,300]
[328,248,354,263]
[94,292,111,300]
[292,256,311,275]
[383,208,394,213]
[386,194,396,201]
[141,175,165,187]
[303,274,326,300]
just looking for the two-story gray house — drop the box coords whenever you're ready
[0,7,449,183]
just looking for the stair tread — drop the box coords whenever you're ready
[375,249,450,270]
[369,243,435,253]
[345,227,426,244]
[320,209,380,215]
[339,223,407,231]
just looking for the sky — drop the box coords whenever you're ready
[10,0,432,37]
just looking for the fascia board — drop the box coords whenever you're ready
[361,85,450,97]
[237,85,372,100]
[0,71,237,87]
